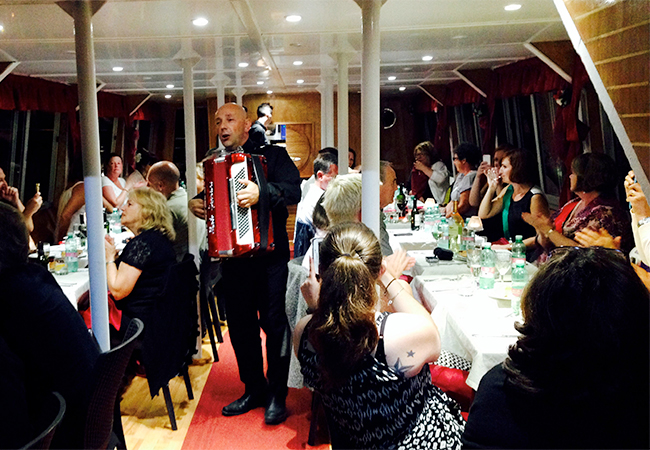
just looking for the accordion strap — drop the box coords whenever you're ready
[251,156,270,251]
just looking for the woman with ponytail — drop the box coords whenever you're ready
[294,222,464,449]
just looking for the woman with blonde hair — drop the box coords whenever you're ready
[104,187,176,326]
[295,222,464,449]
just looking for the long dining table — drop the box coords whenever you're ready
[386,222,537,389]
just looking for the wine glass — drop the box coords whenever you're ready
[494,250,511,284]
[466,246,481,286]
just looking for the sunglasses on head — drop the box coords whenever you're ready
[549,246,627,262]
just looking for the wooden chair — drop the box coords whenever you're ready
[84,318,144,450]
[20,392,66,450]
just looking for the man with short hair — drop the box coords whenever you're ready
[379,161,398,257]
[244,102,273,150]
[293,153,338,258]
[146,161,188,261]
[0,166,42,233]
[189,103,301,425]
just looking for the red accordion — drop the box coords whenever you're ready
[204,152,274,257]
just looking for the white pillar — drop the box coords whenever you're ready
[358,0,382,237]
[173,42,201,267]
[59,0,110,351]
[232,87,247,106]
[317,70,335,149]
[334,38,354,174]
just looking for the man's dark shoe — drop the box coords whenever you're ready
[222,391,266,416]
[264,395,288,425]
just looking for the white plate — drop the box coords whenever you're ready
[487,287,513,301]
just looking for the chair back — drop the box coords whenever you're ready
[20,391,66,450]
[84,318,144,450]
[142,254,199,397]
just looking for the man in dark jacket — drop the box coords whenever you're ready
[189,103,301,425]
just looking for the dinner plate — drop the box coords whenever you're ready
[487,286,513,301]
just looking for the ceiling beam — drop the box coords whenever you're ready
[453,69,489,98]
[417,85,444,106]
[524,40,574,82]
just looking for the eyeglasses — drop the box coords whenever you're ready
[549,246,627,262]
[452,156,459,161]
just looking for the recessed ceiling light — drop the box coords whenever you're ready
[399,86,406,91]
[112,66,123,72]
[293,60,303,66]
[192,17,209,26]
[262,70,270,76]
[297,79,304,84]
[238,62,249,68]
[388,76,396,81]
[403,67,412,71]
[266,90,273,94]
[452,35,467,39]
[504,4,521,11]
[165,94,172,99]
[166,84,174,89]
[422,55,433,61]
[257,81,264,85]
[285,15,301,22]
[0,25,5,32]
[143,76,152,80]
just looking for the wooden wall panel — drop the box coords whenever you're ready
[607,86,650,115]
[587,24,649,63]
[571,0,649,40]
[596,53,649,86]
[621,116,650,145]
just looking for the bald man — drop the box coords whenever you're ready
[189,103,301,425]
[147,161,188,261]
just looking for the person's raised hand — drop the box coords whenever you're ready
[300,256,320,312]
[413,160,428,173]
[626,181,650,218]
[237,179,259,208]
[477,161,491,177]
[188,198,206,219]
[23,192,42,218]
[0,184,21,209]
[574,227,620,249]
[383,249,415,279]
[486,167,500,188]
[522,211,552,232]
[104,234,117,261]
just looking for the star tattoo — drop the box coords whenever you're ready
[406,350,415,357]
[393,358,415,374]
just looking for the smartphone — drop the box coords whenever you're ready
[311,237,324,276]
[482,154,491,165]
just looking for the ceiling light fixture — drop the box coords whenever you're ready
[452,35,466,39]
[388,76,396,81]
[0,25,4,32]
[266,90,273,94]
[297,79,304,84]
[504,4,521,11]
[112,66,123,72]
[238,62,249,68]
[285,15,301,22]
[166,84,174,89]
[293,60,303,66]
[399,86,406,91]
[165,94,172,99]
[192,17,209,26]
[422,55,433,61]
[257,81,264,85]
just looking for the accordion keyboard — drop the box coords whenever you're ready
[230,161,254,245]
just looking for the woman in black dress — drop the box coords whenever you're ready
[104,187,176,326]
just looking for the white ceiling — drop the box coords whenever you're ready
[0,0,569,100]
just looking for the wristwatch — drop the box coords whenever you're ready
[638,217,650,228]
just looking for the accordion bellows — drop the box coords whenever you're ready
[204,152,274,257]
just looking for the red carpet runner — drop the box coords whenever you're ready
[182,331,330,450]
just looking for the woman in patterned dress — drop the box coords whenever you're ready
[523,152,632,261]
[295,222,464,449]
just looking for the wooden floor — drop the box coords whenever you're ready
[120,339,217,450]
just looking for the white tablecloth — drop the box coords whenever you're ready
[53,268,89,310]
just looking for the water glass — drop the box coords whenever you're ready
[466,246,481,286]
[495,250,511,282]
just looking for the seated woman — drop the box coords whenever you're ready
[446,143,482,219]
[0,202,99,449]
[462,247,649,448]
[104,187,177,330]
[478,147,549,252]
[410,141,450,205]
[102,154,145,209]
[295,222,464,449]
[469,146,509,242]
[523,153,632,260]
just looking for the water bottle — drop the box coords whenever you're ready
[54,251,68,275]
[410,196,418,230]
[511,234,526,268]
[461,218,474,251]
[423,205,435,233]
[511,260,527,316]
[431,205,443,239]
[65,233,79,273]
[438,218,449,249]
[479,242,496,289]
[449,201,463,252]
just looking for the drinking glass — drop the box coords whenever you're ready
[466,246,481,286]
[495,249,511,283]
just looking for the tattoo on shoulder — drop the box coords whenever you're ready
[406,350,415,358]
[393,358,414,375]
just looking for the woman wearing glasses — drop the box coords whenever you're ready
[462,246,649,448]
[523,153,631,260]
[446,143,482,219]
